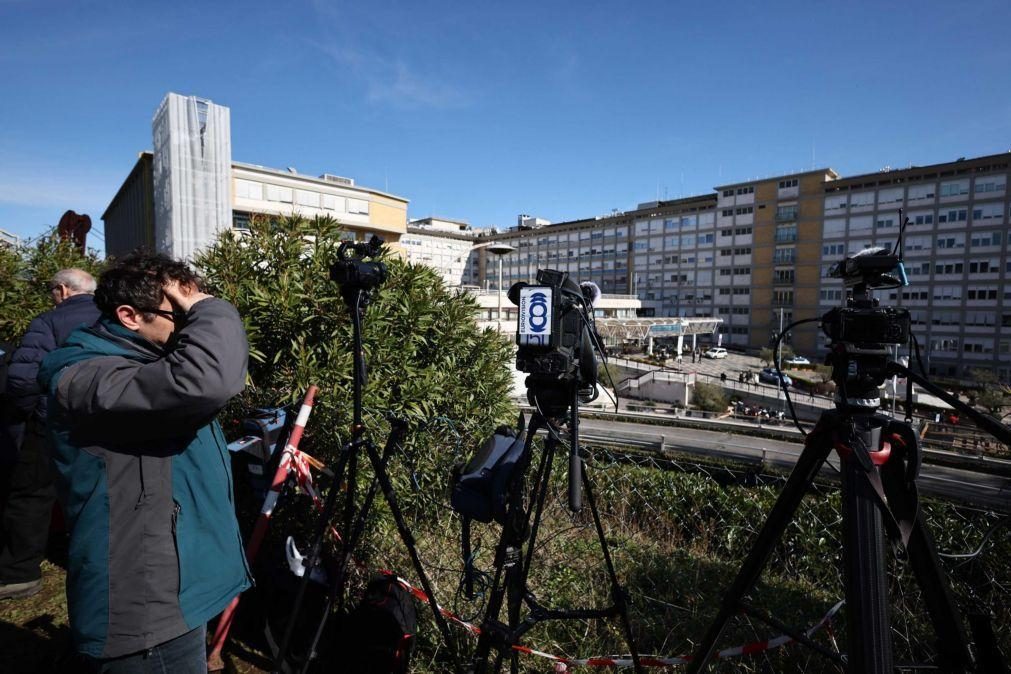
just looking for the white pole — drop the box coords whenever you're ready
[497,255,504,333]
[891,343,898,416]
[778,308,784,413]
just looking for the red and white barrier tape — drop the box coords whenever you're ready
[386,573,844,669]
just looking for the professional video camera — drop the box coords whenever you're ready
[507,269,603,416]
[820,246,911,406]
[822,246,911,346]
[330,235,387,292]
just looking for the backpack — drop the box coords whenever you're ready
[338,575,417,673]
[450,415,528,526]
[450,416,529,598]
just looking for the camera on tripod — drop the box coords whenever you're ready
[821,246,911,348]
[819,246,912,406]
[329,235,387,290]
[507,269,602,415]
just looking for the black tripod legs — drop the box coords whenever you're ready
[840,444,892,673]
[472,412,642,674]
[687,424,834,673]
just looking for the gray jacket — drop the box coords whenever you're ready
[40,298,253,658]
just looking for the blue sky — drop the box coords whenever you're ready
[2,0,1010,252]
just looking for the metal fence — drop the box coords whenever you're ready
[346,429,1011,673]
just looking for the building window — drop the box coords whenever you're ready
[776,224,798,243]
[773,247,796,264]
[775,205,798,221]
[345,198,369,215]
[975,177,1006,193]
[234,179,263,200]
[296,189,320,208]
[265,184,293,203]
[778,178,799,189]
[939,180,969,197]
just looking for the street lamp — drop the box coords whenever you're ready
[486,243,516,332]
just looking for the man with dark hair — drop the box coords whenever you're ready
[1,268,100,600]
[38,252,251,671]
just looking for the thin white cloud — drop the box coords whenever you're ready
[306,6,471,110]
[366,60,469,108]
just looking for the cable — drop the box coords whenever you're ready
[911,333,928,379]
[773,317,823,437]
[938,515,1010,560]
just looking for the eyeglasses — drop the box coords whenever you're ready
[138,307,186,323]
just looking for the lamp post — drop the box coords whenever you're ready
[486,243,516,332]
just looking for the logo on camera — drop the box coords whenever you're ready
[518,287,552,346]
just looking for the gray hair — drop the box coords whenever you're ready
[51,268,97,295]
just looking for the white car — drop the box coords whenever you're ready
[705,347,728,359]
[783,355,811,366]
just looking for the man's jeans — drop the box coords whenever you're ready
[90,625,207,673]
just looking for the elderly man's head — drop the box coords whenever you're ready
[49,268,97,305]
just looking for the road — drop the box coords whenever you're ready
[575,417,1011,513]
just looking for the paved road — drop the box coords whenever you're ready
[576,417,1011,512]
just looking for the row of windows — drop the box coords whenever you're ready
[720,206,755,217]
[234,178,370,215]
[721,186,755,197]
[719,227,753,236]
[824,176,1007,210]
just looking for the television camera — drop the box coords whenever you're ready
[820,246,911,407]
[508,269,603,417]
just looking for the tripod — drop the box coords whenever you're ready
[471,386,643,674]
[273,256,461,673]
[687,356,1011,673]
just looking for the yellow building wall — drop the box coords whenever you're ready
[755,180,778,202]
[369,201,408,233]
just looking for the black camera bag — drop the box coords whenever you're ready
[451,415,527,526]
[450,416,528,599]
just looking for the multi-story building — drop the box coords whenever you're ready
[103,94,408,259]
[401,217,479,287]
[816,154,1010,381]
[473,152,1011,383]
[104,152,409,258]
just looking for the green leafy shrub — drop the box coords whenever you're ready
[194,213,516,495]
[692,381,728,412]
[0,236,105,344]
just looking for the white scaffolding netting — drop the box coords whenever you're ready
[152,93,232,260]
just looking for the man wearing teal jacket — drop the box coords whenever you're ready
[39,252,252,671]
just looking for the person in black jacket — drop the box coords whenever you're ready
[0,268,100,600]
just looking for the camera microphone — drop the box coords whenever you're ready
[579,281,601,309]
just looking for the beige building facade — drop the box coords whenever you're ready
[104,153,408,258]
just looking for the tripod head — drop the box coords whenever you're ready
[330,235,387,313]
[821,247,910,411]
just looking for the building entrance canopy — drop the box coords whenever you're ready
[595,317,722,341]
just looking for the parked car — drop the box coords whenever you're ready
[759,367,792,387]
[783,355,811,366]
[705,347,728,359]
